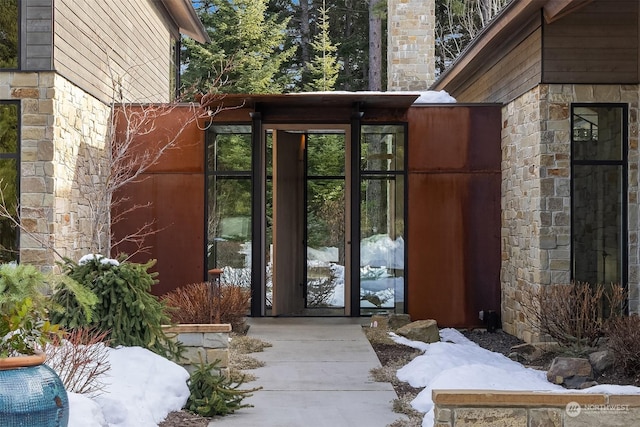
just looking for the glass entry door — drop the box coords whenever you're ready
[305,133,346,313]
[268,126,349,316]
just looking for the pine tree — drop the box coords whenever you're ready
[181,0,297,94]
[304,2,341,91]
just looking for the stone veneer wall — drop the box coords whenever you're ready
[433,390,640,427]
[387,0,435,91]
[163,324,231,374]
[0,71,110,270]
[501,84,640,342]
[51,74,110,262]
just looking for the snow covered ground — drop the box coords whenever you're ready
[66,346,190,427]
[61,327,640,427]
[392,328,640,427]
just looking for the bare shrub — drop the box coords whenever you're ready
[521,282,626,350]
[306,276,337,307]
[606,314,640,376]
[163,281,251,332]
[45,328,111,396]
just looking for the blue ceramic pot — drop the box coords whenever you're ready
[0,363,69,427]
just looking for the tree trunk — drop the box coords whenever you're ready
[300,0,311,66]
[368,0,382,91]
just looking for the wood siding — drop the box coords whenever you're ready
[543,0,639,84]
[53,0,177,103]
[448,15,543,103]
[22,0,53,70]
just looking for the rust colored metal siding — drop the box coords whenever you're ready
[111,107,206,295]
[407,105,501,327]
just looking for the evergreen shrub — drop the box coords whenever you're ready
[185,358,260,417]
[51,255,181,359]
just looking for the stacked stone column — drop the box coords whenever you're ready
[387,0,435,91]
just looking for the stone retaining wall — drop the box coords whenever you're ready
[433,390,640,426]
[163,324,231,374]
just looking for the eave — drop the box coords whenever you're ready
[160,0,210,43]
[431,0,594,93]
[543,0,594,23]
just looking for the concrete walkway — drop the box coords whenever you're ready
[209,317,405,427]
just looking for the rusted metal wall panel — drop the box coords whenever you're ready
[407,105,501,327]
[112,107,205,295]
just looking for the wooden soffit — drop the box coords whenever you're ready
[160,0,210,43]
[432,0,596,93]
[204,93,420,110]
[543,0,595,23]
[201,92,420,122]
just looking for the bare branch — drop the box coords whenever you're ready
[0,181,65,261]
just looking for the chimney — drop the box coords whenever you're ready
[387,0,435,91]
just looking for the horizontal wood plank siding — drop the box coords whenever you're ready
[23,0,53,70]
[455,24,542,103]
[54,0,176,103]
[543,0,639,83]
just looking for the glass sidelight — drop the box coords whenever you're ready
[359,125,406,315]
[206,125,252,286]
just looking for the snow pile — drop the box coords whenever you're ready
[393,328,640,427]
[413,90,456,104]
[67,346,190,427]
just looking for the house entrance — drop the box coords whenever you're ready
[205,118,407,317]
[268,127,350,316]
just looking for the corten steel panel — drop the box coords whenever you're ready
[114,105,206,173]
[407,105,501,327]
[408,174,501,327]
[407,106,502,172]
[112,173,204,296]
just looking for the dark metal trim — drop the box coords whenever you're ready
[402,121,409,314]
[0,101,20,262]
[570,103,628,293]
[250,111,265,316]
[350,105,363,316]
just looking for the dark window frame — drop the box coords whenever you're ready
[170,36,180,100]
[0,100,20,263]
[570,103,628,289]
[0,0,20,71]
[357,122,408,315]
[204,123,253,279]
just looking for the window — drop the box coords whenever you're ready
[170,37,180,100]
[0,102,19,263]
[206,125,252,276]
[571,104,627,286]
[0,0,19,69]
[359,124,406,314]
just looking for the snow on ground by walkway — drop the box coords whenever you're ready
[392,328,640,427]
[58,326,640,427]
[67,346,190,427]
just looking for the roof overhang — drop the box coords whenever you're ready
[543,0,594,23]
[202,92,421,110]
[160,0,210,43]
[431,0,594,92]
